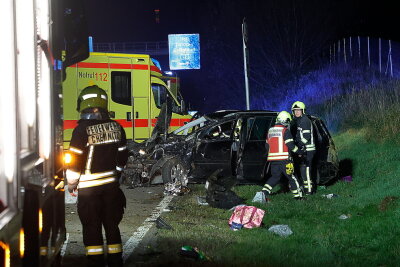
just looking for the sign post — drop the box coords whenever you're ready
[242,18,250,110]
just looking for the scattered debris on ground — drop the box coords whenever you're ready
[268,225,293,237]
[197,196,209,206]
[205,169,244,209]
[228,205,265,229]
[252,191,268,203]
[338,214,351,220]
[179,246,208,261]
[322,193,339,199]
[164,182,191,196]
[341,175,353,182]
[229,204,246,211]
[155,217,173,230]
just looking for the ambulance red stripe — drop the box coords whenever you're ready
[63,118,189,130]
[68,62,162,73]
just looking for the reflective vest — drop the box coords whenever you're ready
[66,118,128,189]
[267,125,290,161]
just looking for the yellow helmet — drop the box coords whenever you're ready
[276,111,292,126]
[291,101,306,114]
[77,85,108,112]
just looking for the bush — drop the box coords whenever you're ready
[259,61,400,141]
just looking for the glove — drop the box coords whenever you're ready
[297,147,307,158]
[68,183,78,197]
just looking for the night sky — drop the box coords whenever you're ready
[85,0,399,113]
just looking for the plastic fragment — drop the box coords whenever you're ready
[322,193,339,199]
[268,225,293,237]
[252,191,267,203]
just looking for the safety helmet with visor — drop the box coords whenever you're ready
[276,111,292,126]
[291,101,306,115]
[77,85,108,112]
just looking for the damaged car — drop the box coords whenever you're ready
[122,100,339,191]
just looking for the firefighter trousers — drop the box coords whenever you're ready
[300,151,315,194]
[77,182,126,267]
[263,161,302,198]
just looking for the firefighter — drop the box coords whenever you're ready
[261,111,303,200]
[291,101,316,195]
[66,85,128,267]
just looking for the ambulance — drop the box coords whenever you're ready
[62,52,192,148]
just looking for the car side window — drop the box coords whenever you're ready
[208,121,234,140]
[248,117,274,141]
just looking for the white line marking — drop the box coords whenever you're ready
[61,233,70,257]
[122,195,174,261]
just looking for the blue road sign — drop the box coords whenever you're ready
[168,34,200,70]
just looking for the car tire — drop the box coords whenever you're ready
[161,158,187,185]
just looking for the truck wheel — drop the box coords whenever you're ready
[161,158,187,185]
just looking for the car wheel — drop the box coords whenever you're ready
[161,158,188,186]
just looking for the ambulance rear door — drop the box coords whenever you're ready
[132,57,151,142]
[108,57,134,140]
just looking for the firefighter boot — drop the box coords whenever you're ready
[261,189,271,202]
[107,252,123,267]
[87,254,106,267]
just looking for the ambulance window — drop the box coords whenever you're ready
[111,72,131,105]
[151,84,167,108]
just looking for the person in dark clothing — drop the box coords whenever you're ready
[291,101,315,195]
[66,85,128,267]
[261,111,303,200]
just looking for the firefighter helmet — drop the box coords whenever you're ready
[291,101,306,114]
[276,111,292,126]
[77,85,108,112]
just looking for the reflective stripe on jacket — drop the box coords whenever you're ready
[294,115,315,152]
[66,118,128,188]
[267,124,298,161]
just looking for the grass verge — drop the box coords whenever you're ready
[138,129,400,266]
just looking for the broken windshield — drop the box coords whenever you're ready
[172,116,208,135]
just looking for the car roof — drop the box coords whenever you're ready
[205,110,278,120]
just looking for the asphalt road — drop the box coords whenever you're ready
[61,184,168,266]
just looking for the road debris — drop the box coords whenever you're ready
[155,217,173,230]
[205,169,243,209]
[322,193,339,199]
[252,191,268,204]
[179,246,208,260]
[230,222,244,231]
[228,205,265,229]
[338,214,351,220]
[164,183,190,196]
[268,225,293,237]
[229,204,246,211]
[197,196,209,206]
[341,175,353,182]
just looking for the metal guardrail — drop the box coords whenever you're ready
[93,41,169,56]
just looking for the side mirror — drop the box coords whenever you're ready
[180,100,188,115]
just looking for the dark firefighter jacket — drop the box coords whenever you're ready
[293,115,315,152]
[66,119,128,189]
